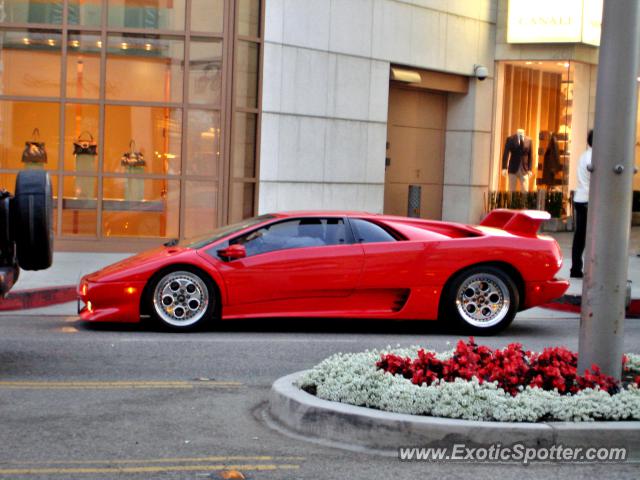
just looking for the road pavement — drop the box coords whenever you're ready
[0,312,639,479]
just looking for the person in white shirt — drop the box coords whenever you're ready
[570,129,593,278]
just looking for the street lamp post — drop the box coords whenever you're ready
[578,0,640,379]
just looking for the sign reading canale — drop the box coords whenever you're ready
[507,0,602,46]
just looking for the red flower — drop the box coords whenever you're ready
[376,338,622,396]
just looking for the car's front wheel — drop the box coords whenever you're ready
[147,267,216,331]
[442,266,519,335]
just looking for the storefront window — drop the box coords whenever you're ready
[0,100,60,170]
[108,0,186,31]
[232,112,256,179]
[106,35,184,103]
[62,175,97,236]
[237,0,260,37]
[184,180,218,238]
[66,32,101,99]
[229,181,254,223]
[191,0,224,33]
[0,29,61,97]
[186,109,221,177]
[188,39,223,105]
[68,0,102,27]
[104,105,182,175]
[2,0,64,24]
[496,61,573,202]
[102,177,180,238]
[64,103,99,172]
[235,40,259,108]
[0,0,262,247]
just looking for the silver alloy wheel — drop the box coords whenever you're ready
[455,273,510,328]
[152,271,210,328]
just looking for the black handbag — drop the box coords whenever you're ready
[121,140,146,168]
[22,128,47,164]
[73,131,98,156]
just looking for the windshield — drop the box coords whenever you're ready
[180,215,275,249]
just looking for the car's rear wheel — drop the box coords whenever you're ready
[442,266,518,335]
[147,267,216,331]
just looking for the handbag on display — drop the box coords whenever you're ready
[22,128,48,164]
[73,130,98,156]
[74,131,97,199]
[121,140,146,168]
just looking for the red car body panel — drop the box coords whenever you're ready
[77,210,569,323]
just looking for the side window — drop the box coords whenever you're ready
[212,218,352,259]
[350,219,397,243]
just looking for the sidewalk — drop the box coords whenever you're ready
[0,252,133,315]
[2,227,640,316]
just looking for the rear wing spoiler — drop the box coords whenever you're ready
[479,209,550,237]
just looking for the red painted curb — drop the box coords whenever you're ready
[0,286,77,311]
[542,297,640,318]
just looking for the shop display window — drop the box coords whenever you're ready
[101,177,179,238]
[0,1,262,246]
[66,32,101,99]
[0,29,61,97]
[106,35,184,103]
[188,39,223,106]
[107,0,186,31]
[0,100,60,170]
[498,62,573,201]
[104,105,182,175]
[186,109,221,177]
[191,0,224,33]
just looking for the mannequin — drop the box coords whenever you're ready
[542,132,561,185]
[501,128,533,192]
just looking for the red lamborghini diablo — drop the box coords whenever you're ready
[77,209,569,334]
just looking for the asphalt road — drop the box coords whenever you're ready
[0,311,639,479]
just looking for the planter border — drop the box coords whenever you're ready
[268,371,640,457]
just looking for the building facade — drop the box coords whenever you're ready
[0,0,619,252]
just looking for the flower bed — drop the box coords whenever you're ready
[297,339,640,422]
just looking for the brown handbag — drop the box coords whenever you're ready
[22,128,47,163]
[121,140,146,168]
[73,131,98,156]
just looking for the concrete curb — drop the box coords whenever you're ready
[269,371,640,457]
[0,286,76,311]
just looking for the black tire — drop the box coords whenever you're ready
[12,171,53,271]
[441,266,519,335]
[146,266,217,332]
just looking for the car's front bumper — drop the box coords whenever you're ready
[524,278,570,309]
[77,278,145,323]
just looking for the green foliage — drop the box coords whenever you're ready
[487,191,538,211]
[545,191,564,218]
[487,190,564,219]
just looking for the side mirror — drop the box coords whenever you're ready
[218,244,246,260]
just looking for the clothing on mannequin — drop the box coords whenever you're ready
[502,128,533,192]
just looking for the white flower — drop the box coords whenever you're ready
[295,347,640,422]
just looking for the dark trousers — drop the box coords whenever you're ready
[571,202,588,275]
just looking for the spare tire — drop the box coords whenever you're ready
[12,171,53,270]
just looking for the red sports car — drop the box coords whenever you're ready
[77,209,569,334]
